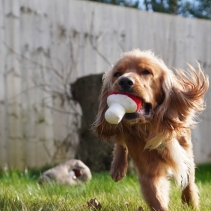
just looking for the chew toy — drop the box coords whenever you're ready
[105,92,142,124]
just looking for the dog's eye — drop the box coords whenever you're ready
[114,72,122,77]
[141,70,151,75]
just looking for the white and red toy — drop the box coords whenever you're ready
[105,92,142,124]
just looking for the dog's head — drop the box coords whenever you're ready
[93,50,209,147]
[104,50,168,123]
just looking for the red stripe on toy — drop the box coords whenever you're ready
[108,92,142,111]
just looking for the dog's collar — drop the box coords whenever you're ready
[157,142,166,151]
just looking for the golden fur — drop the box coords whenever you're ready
[93,50,209,211]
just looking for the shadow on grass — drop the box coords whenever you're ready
[195,163,211,183]
[0,165,54,181]
[0,163,210,184]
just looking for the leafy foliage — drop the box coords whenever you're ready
[181,0,211,19]
[90,0,140,8]
[88,0,211,19]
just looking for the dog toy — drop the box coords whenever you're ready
[105,92,142,124]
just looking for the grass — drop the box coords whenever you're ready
[0,164,210,211]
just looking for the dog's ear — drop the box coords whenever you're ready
[155,64,209,131]
[145,65,208,150]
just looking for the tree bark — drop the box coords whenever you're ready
[71,74,114,172]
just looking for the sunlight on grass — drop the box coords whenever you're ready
[0,164,210,210]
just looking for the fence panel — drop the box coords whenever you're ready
[0,0,210,169]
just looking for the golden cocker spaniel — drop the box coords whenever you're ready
[93,49,209,211]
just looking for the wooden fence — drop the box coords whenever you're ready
[0,0,211,170]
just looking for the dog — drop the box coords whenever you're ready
[93,49,209,211]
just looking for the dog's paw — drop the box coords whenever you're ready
[110,167,126,182]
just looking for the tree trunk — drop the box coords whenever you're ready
[71,74,114,172]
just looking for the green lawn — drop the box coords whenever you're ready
[0,164,210,211]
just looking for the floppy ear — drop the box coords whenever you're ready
[155,64,209,131]
[145,64,208,150]
[92,71,123,141]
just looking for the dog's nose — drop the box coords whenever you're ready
[118,77,134,91]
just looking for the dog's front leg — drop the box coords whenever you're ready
[110,143,128,182]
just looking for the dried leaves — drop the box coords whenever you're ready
[87,198,102,210]
[82,198,144,210]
